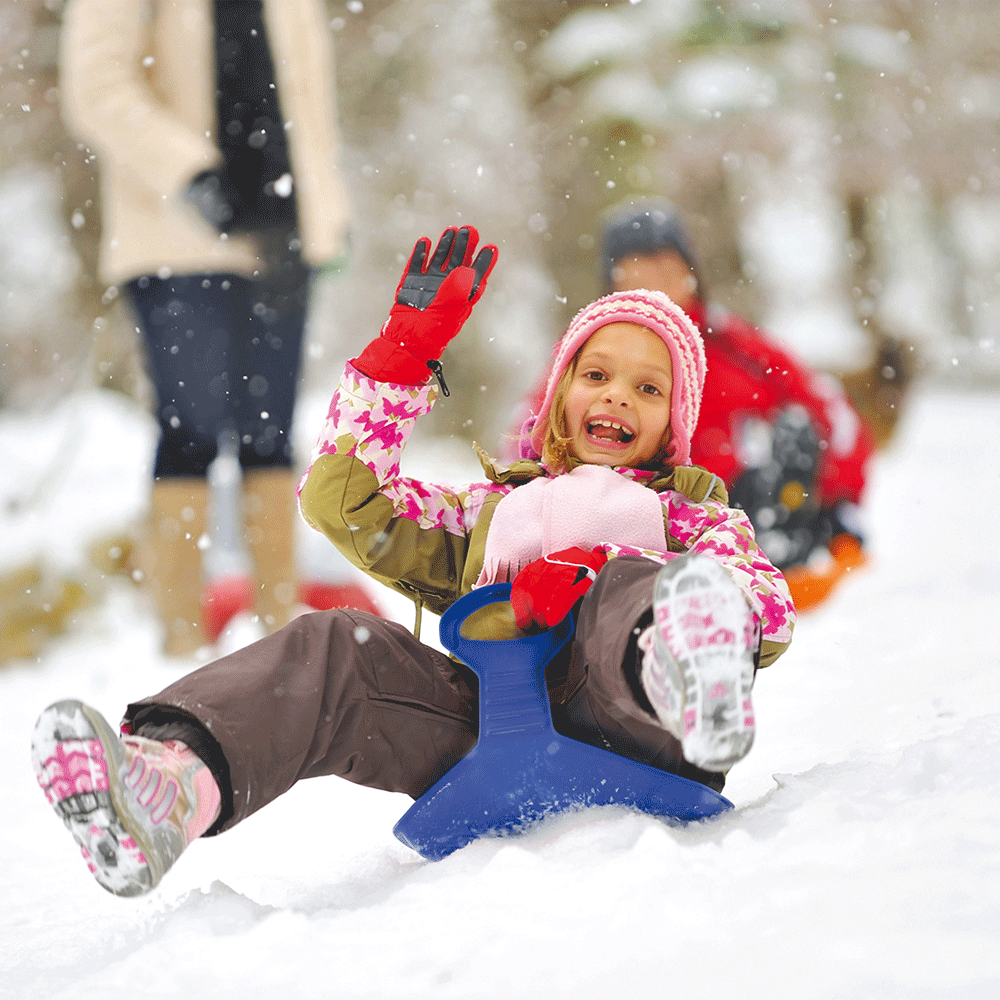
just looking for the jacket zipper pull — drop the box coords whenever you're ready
[426,359,450,397]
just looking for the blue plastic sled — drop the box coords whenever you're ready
[393,584,732,861]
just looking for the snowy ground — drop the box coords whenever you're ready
[2,384,999,1000]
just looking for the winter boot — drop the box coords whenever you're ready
[243,467,300,633]
[298,579,384,617]
[638,554,757,772]
[137,477,209,655]
[201,574,256,643]
[31,700,221,897]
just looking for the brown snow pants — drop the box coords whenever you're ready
[125,558,724,835]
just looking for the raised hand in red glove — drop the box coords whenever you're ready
[510,547,609,632]
[353,226,498,389]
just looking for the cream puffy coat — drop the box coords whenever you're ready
[60,0,351,284]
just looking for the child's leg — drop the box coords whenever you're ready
[124,609,478,833]
[551,556,735,792]
[33,609,476,895]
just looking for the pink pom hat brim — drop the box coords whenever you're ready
[525,289,706,466]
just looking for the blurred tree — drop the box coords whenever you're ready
[0,0,147,411]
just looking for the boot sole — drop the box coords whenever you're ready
[31,700,160,897]
[651,557,756,771]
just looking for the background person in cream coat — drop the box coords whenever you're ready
[60,0,352,653]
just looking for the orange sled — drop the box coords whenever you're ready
[784,534,868,612]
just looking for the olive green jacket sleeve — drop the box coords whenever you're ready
[297,365,511,616]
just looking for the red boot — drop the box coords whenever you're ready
[298,580,384,617]
[200,575,255,643]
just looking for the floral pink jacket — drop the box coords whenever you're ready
[299,363,795,666]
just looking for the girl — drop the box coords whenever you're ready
[31,227,795,898]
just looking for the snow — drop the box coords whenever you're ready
[0,389,154,576]
[3,384,1000,999]
[534,10,647,79]
[0,166,80,336]
[581,69,672,132]
[535,2,698,80]
[831,23,911,76]
[739,160,873,372]
[672,58,779,115]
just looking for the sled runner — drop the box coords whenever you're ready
[393,583,733,861]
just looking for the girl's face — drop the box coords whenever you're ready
[562,322,673,468]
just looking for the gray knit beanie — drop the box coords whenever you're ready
[600,199,702,296]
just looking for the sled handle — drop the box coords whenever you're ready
[438,584,574,737]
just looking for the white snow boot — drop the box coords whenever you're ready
[638,555,757,772]
[31,700,221,897]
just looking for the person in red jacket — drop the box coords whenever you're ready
[509,200,874,610]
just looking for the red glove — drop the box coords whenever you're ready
[354,226,498,387]
[510,547,609,632]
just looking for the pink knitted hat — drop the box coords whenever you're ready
[524,289,707,466]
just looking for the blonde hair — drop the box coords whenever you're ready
[538,364,576,473]
[536,349,674,475]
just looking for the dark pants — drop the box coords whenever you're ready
[127,252,311,478]
[125,558,724,836]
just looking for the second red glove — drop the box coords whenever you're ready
[510,547,609,632]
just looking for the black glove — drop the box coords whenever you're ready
[729,405,823,570]
[817,501,865,548]
[393,226,496,311]
[185,169,248,234]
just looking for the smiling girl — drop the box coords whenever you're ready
[553,321,675,468]
[32,227,794,898]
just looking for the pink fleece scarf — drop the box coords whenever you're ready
[476,464,667,586]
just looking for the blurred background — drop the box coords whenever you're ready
[5,0,999,431]
[2,0,999,657]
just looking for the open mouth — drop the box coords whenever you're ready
[586,417,636,446]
